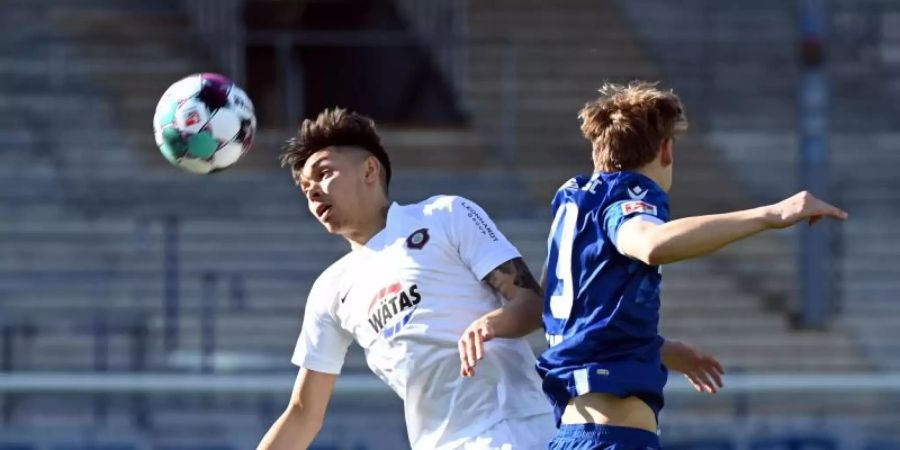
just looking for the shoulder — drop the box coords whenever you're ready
[551,175,591,207]
[557,175,589,193]
[409,194,486,220]
[601,172,669,221]
[603,172,666,203]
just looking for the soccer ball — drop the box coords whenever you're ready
[153,73,256,174]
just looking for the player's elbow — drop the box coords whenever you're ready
[628,240,668,266]
[643,245,668,266]
[617,222,670,265]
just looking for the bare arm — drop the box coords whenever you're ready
[257,368,337,450]
[617,191,847,266]
[480,257,544,338]
[458,257,544,376]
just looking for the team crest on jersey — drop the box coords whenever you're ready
[406,228,430,250]
[627,185,648,200]
[621,200,657,216]
[367,282,422,338]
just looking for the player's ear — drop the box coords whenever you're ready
[660,138,674,168]
[363,155,380,185]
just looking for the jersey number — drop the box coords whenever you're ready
[548,202,578,320]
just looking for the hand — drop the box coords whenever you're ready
[662,340,725,394]
[765,191,848,228]
[458,316,495,377]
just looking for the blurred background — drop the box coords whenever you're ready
[1,0,898,448]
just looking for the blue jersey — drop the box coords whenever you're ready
[536,171,670,424]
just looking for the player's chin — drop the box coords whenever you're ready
[316,212,339,232]
[320,221,339,234]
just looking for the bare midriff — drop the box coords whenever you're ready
[560,392,657,433]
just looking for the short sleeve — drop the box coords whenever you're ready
[439,196,522,280]
[603,182,670,251]
[291,273,354,374]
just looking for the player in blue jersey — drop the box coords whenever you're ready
[535,82,848,449]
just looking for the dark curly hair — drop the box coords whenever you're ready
[279,108,392,191]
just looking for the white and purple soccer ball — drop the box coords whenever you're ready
[153,73,256,174]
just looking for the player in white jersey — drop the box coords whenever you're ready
[257,108,725,450]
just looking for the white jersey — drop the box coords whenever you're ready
[292,195,551,449]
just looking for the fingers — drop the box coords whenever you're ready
[458,339,470,377]
[686,375,704,393]
[707,366,724,390]
[814,201,848,221]
[458,325,490,377]
[808,208,847,226]
[710,359,725,388]
[474,329,486,361]
[825,208,848,220]
[467,331,478,367]
[685,359,725,394]
[690,370,718,394]
[712,358,725,376]
[803,195,848,222]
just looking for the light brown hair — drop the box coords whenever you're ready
[579,81,688,172]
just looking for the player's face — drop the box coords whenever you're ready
[297,147,371,235]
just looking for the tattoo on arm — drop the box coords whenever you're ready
[483,258,542,297]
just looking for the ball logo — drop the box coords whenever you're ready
[406,228,430,250]
[184,110,202,127]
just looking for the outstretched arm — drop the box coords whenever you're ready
[617,191,847,266]
[257,368,337,450]
[458,257,544,377]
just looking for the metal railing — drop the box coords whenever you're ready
[0,372,899,447]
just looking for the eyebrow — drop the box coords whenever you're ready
[297,157,330,184]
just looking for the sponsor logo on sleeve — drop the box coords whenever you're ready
[621,200,658,216]
[461,201,499,242]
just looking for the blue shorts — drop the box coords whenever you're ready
[548,424,661,450]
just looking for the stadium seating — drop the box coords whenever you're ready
[3,0,900,448]
[617,0,900,372]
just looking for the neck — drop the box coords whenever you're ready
[593,164,669,192]
[633,167,668,192]
[345,200,391,250]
